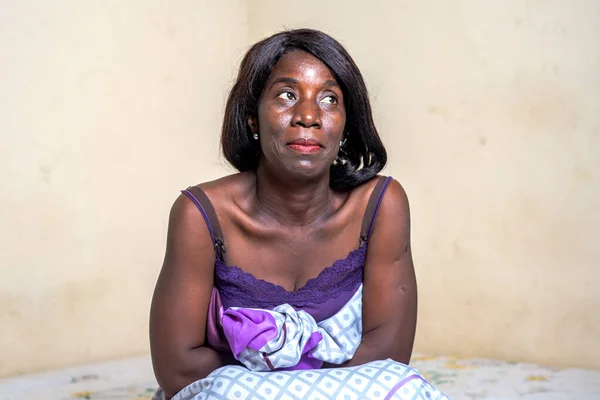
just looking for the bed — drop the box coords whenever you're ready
[1,354,598,399]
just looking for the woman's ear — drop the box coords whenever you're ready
[247,116,259,134]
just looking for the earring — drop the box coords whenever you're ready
[253,133,259,140]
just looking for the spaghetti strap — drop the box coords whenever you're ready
[181,187,227,261]
[359,176,393,247]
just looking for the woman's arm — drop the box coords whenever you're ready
[150,194,235,398]
[337,178,417,367]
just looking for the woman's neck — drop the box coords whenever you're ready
[253,165,334,227]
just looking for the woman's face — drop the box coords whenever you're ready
[250,50,346,180]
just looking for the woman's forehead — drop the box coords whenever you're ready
[267,50,337,85]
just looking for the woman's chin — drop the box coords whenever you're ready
[259,156,333,183]
[286,161,332,180]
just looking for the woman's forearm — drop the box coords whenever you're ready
[323,326,411,369]
[322,342,387,369]
[158,346,238,398]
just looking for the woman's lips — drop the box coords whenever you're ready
[287,138,323,153]
[288,144,322,153]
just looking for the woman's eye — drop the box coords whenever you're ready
[278,91,295,100]
[320,95,338,104]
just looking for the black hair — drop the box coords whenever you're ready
[221,28,387,191]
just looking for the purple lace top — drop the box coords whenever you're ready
[215,246,366,322]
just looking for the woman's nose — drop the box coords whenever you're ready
[291,99,322,128]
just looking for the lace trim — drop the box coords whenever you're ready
[215,246,367,308]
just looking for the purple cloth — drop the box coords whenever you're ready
[206,287,229,352]
[215,245,366,322]
[207,291,334,370]
[205,244,366,369]
[277,332,324,370]
[207,284,364,372]
[221,308,278,358]
[206,245,366,355]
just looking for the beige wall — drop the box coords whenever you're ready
[249,1,600,370]
[1,0,599,378]
[0,0,247,376]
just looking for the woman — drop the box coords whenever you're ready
[150,29,449,399]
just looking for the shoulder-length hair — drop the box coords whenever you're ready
[221,28,387,191]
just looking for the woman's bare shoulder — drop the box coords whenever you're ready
[341,175,407,218]
[344,174,389,202]
[189,172,253,197]
[184,172,254,215]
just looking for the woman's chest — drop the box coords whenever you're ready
[222,227,362,292]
